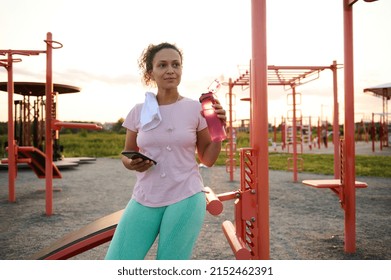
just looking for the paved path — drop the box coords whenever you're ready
[0,142,389,260]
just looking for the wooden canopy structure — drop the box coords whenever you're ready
[364,82,390,123]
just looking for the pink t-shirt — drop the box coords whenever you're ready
[122,97,208,207]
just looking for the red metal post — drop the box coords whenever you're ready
[309,116,312,150]
[380,115,384,147]
[273,118,277,151]
[291,86,298,182]
[281,117,285,150]
[317,118,321,149]
[251,0,269,259]
[332,60,341,178]
[371,113,375,152]
[343,0,356,253]
[45,32,54,216]
[6,53,16,202]
[383,91,389,147]
[228,78,234,181]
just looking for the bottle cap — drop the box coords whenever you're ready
[199,92,214,103]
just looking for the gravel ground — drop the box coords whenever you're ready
[0,142,390,260]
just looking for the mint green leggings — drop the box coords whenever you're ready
[105,192,206,260]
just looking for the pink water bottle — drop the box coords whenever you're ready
[199,92,227,142]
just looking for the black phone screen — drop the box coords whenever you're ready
[121,151,157,165]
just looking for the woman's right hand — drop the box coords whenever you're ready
[124,157,154,172]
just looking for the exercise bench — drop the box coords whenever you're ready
[31,194,224,260]
[302,138,368,253]
[302,138,367,206]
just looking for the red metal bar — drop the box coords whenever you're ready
[217,191,240,202]
[371,113,375,152]
[52,121,102,130]
[382,92,389,147]
[343,0,356,253]
[281,117,285,150]
[273,118,277,151]
[332,60,341,178]
[379,117,383,150]
[291,86,298,182]
[251,0,269,259]
[1,50,45,56]
[6,53,16,202]
[45,32,54,216]
[1,158,32,164]
[268,65,332,71]
[234,190,244,252]
[204,187,223,216]
[317,118,321,149]
[228,78,234,181]
[222,221,252,260]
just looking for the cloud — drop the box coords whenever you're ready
[7,66,141,90]
[54,68,140,87]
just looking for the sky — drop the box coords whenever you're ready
[1,0,390,126]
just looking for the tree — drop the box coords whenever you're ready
[112,118,126,134]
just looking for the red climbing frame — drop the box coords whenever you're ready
[1,33,101,216]
[222,148,260,259]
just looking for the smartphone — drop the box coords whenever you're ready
[121,151,157,165]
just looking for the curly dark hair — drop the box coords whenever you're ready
[138,42,183,86]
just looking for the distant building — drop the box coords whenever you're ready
[102,122,114,131]
[238,119,250,132]
[237,119,272,133]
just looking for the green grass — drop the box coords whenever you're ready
[1,131,390,177]
[59,131,125,158]
[208,131,391,178]
[216,148,391,178]
[268,153,391,177]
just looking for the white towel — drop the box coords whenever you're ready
[140,92,162,131]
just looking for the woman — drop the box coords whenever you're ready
[105,42,226,260]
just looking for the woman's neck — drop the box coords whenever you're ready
[156,89,181,105]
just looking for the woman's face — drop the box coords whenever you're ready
[149,48,182,90]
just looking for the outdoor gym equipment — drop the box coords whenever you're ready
[32,149,258,259]
[0,33,102,216]
[364,83,390,149]
[21,0,381,260]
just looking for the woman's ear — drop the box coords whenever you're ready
[148,71,155,81]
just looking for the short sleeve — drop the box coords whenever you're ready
[122,103,143,132]
[196,103,208,132]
